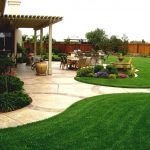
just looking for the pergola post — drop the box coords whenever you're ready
[34,29,37,55]
[48,23,52,75]
[14,29,17,63]
[40,28,43,55]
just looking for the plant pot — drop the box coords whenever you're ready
[36,61,47,75]
[118,56,124,62]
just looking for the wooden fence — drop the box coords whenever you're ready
[128,43,150,56]
[24,42,94,54]
[24,42,150,56]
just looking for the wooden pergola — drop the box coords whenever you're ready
[0,14,63,74]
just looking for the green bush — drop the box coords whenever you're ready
[58,53,67,57]
[94,65,104,73]
[0,91,32,112]
[106,65,118,74]
[52,54,61,61]
[109,74,117,79]
[0,56,14,75]
[17,57,23,63]
[42,53,49,60]
[17,53,27,63]
[0,75,24,94]
[42,53,64,61]
[77,67,94,77]
[127,69,135,77]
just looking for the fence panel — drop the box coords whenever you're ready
[23,42,150,56]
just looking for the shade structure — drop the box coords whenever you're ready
[0,14,63,75]
[0,14,63,30]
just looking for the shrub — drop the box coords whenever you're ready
[109,74,117,79]
[17,53,27,63]
[52,54,61,61]
[95,71,109,78]
[0,91,32,112]
[42,53,49,60]
[94,65,104,73]
[42,53,62,61]
[17,57,24,63]
[76,67,94,77]
[0,75,24,94]
[127,69,135,77]
[0,56,14,75]
[58,53,67,57]
[106,65,118,74]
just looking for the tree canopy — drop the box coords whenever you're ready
[86,28,109,51]
[86,28,128,54]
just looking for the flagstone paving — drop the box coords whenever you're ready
[0,62,150,128]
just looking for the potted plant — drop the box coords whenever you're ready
[118,53,124,62]
[35,58,47,75]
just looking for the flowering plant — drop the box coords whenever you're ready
[118,73,128,78]
[95,71,109,78]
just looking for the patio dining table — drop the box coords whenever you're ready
[67,56,79,69]
[67,56,79,61]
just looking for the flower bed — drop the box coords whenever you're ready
[76,65,136,79]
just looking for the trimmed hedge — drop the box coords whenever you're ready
[0,75,24,94]
[0,91,32,112]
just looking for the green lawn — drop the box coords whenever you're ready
[75,56,150,88]
[0,93,150,149]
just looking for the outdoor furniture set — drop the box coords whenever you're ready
[60,52,103,70]
[60,50,133,71]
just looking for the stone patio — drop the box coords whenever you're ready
[0,62,150,128]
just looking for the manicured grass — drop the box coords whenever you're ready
[0,93,150,149]
[75,56,150,88]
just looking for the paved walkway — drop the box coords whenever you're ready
[0,62,150,128]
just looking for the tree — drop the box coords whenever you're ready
[86,28,109,51]
[109,35,128,55]
[22,35,28,42]
[142,39,145,43]
[110,35,122,53]
[121,34,128,55]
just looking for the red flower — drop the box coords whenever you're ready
[118,73,128,78]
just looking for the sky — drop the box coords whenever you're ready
[4,0,150,42]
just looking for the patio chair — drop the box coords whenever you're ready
[91,54,101,66]
[123,57,133,69]
[85,57,92,67]
[112,57,133,70]
[76,58,87,69]
[60,56,68,69]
